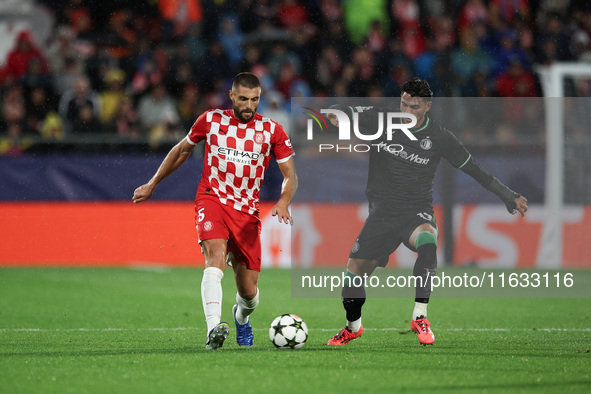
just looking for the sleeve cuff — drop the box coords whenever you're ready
[185,135,197,145]
[276,153,295,164]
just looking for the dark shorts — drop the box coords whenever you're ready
[349,207,437,267]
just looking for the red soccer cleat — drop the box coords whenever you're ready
[411,316,435,345]
[327,326,363,345]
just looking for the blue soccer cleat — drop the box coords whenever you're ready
[205,322,230,350]
[232,304,254,346]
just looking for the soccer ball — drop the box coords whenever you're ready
[269,314,308,349]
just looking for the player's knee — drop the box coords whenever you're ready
[237,288,259,307]
[347,258,378,276]
[238,288,258,301]
[201,241,227,268]
[235,270,259,300]
[236,277,259,300]
[206,252,226,269]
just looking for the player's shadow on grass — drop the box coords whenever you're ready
[2,342,586,359]
[392,346,587,360]
[417,380,591,392]
[0,345,327,357]
[0,346,213,358]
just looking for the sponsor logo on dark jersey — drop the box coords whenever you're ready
[377,142,430,165]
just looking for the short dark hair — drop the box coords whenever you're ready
[401,77,433,101]
[232,72,261,91]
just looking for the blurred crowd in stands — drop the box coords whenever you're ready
[1,0,591,155]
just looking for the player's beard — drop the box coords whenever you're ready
[233,106,257,123]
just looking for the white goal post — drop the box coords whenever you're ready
[535,62,591,268]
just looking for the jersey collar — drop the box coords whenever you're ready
[409,116,430,134]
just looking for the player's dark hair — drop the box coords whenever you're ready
[401,77,433,101]
[232,72,261,91]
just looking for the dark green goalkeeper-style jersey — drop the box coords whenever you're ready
[350,105,472,212]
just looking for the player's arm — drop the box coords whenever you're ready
[459,155,528,217]
[132,138,196,203]
[272,157,298,225]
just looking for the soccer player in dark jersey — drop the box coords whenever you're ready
[327,77,528,346]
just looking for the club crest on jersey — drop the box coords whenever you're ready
[254,131,264,144]
[420,138,432,150]
[203,221,214,231]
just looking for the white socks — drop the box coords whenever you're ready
[413,301,428,320]
[201,267,260,332]
[201,267,224,334]
[235,289,259,325]
[347,318,362,333]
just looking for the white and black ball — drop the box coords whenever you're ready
[269,314,308,349]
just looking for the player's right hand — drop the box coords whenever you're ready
[506,195,528,217]
[132,184,154,203]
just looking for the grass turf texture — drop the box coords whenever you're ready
[1,268,590,393]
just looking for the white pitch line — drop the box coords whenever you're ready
[1,327,590,333]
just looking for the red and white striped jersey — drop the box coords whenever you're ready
[186,109,294,215]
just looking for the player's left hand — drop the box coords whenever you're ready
[510,195,528,217]
[272,203,293,225]
[132,183,155,203]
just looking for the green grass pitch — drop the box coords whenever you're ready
[1,267,590,393]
